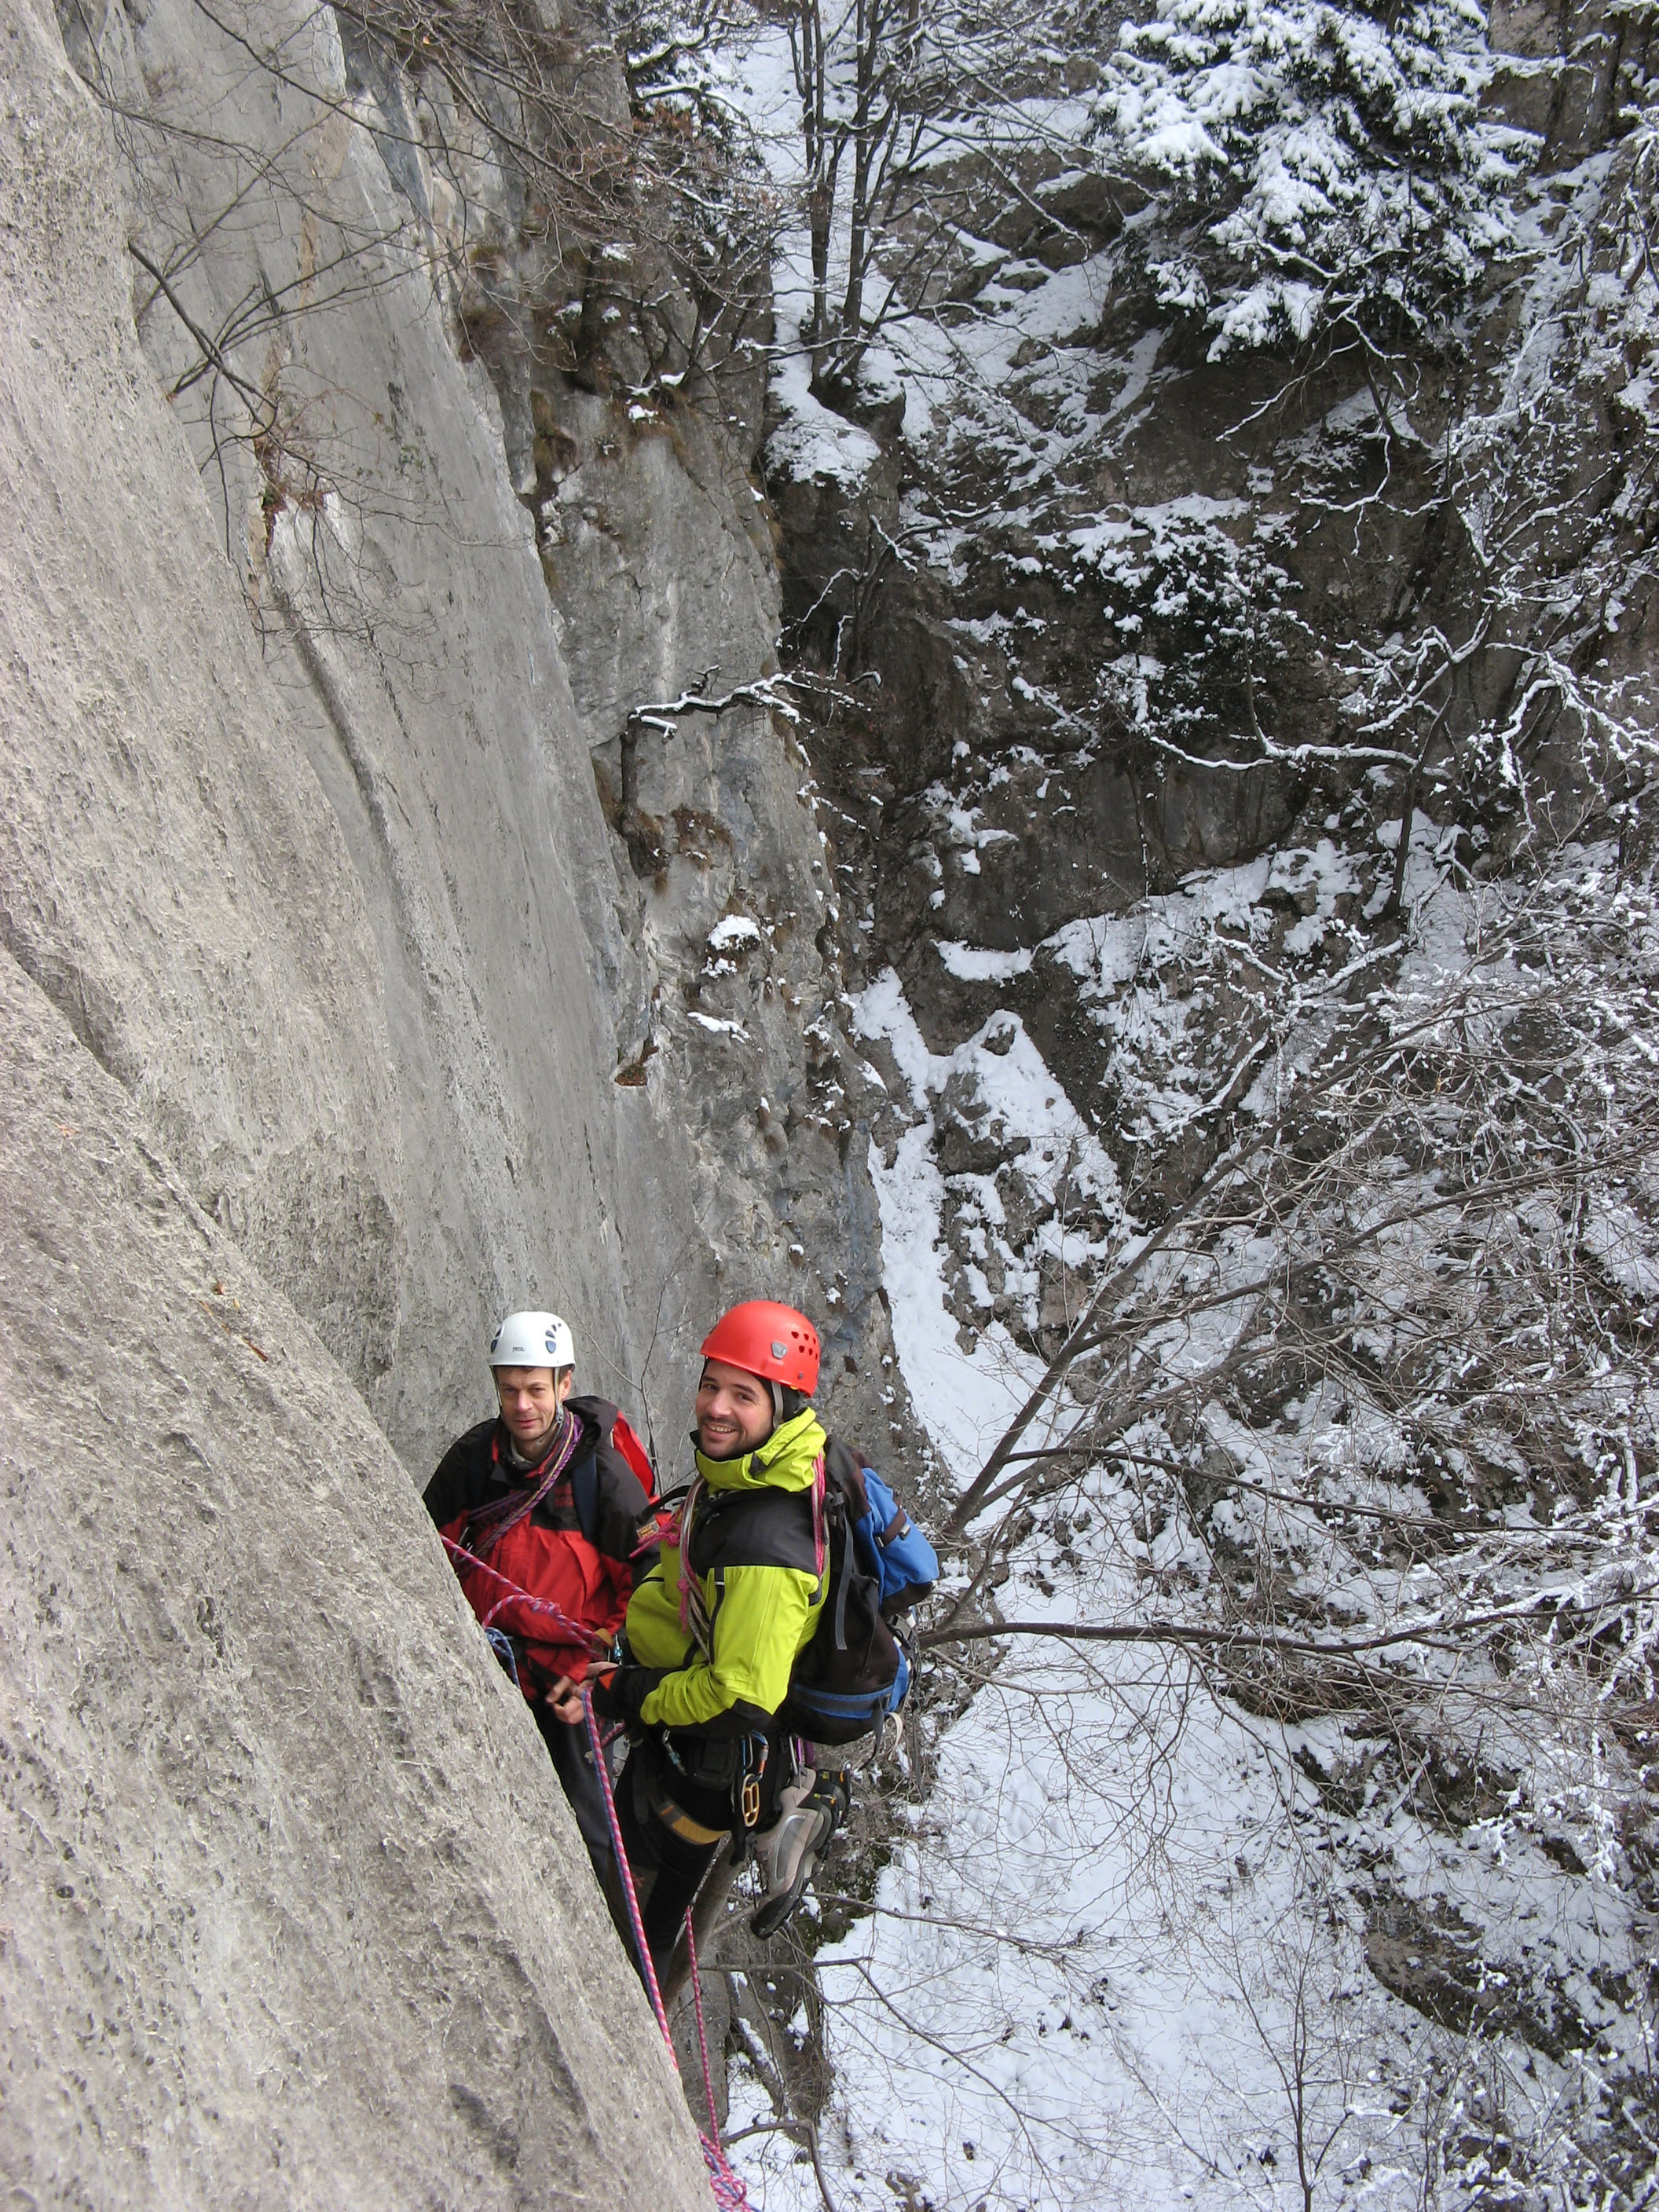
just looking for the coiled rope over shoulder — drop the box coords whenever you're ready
[439,1533,605,1651]
[580,1687,750,2211]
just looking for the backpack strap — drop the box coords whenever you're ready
[818,1442,862,1654]
[811,1449,826,1578]
[830,1512,854,1652]
[569,1442,601,1549]
[822,1434,867,1504]
[877,1505,913,1546]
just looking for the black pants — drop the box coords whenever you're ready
[614,1731,789,1987]
[533,1701,615,1886]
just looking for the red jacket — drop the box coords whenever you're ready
[423,1396,657,1690]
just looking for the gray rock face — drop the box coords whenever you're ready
[0,945,707,2207]
[25,0,697,1472]
[25,0,907,1477]
[0,0,899,2192]
[0,0,404,1408]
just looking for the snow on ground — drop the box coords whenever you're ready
[735,1660,1391,2212]
[694,2,1657,2174]
[850,968,1056,1474]
[730,1004,1459,2209]
[769,345,884,487]
[716,18,1140,496]
[936,943,1037,983]
[730,963,1397,2212]
[731,859,1651,2212]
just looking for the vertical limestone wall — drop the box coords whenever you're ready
[0,0,870,2196]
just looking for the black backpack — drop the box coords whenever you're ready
[778,1441,936,1747]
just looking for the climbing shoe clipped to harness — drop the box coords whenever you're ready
[749,1769,848,1938]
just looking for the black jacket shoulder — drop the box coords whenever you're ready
[682,1434,875,1577]
[687,1484,817,1576]
[423,1417,498,1529]
[566,1394,655,1565]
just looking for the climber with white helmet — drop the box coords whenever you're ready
[545,1298,850,1990]
[424,1309,657,1888]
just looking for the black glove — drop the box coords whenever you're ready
[589,1665,668,1726]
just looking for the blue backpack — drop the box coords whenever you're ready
[857,1463,940,1615]
[780,1441,939,1746]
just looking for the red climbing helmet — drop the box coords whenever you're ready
[700,1299,821,1394]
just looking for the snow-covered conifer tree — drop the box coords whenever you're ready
[1096,0,1536,356]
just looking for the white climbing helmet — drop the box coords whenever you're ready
[488,1310,575,1371]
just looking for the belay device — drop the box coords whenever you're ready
[780,1441,939,1745]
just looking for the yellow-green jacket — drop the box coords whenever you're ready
[624,1406,828,1734]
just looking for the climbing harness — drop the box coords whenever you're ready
[738,1739,765,1833]
[581,1686,750,2212]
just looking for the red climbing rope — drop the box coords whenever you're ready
[448,1554,749,2204]
[445,1522,748,2203]
[580,1687,750,2211]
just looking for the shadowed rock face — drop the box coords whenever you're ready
[2,0,690,1477]
[0,0,405,1404]
[0,947,708,2207]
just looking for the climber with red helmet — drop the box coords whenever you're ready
[545,1298,846,1990]
[424,1310,657,1891]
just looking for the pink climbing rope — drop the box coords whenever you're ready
[580,1686,750,2211]
[439,1533,605,1651]
[684,1914,723,2142]
[580,1684,673,2035]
